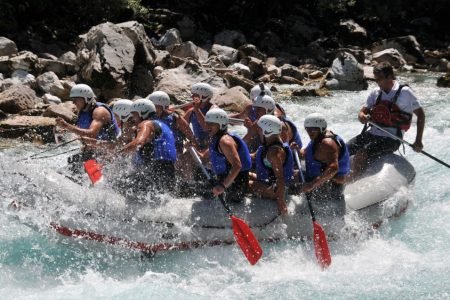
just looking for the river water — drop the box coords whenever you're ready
[1,73,449,299]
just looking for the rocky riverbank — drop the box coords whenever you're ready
[0,19,449,143]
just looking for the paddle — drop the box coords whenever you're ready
[294,151,332,268]
[188,146,263,265]
[368,121,450,169]
[167,102,193,113]
[84,159,103,184]
[16,137,79,162]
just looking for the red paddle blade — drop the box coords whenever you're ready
[230,215,263,265]
[83,159,103,184]
[313,221,332,268]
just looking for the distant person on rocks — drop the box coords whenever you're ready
[347,61,425,180]
[298,113,350,217]
[55,84,120,171]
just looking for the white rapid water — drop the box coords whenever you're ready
[1,73,449,299]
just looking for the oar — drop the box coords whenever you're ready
[16,137,79,162]
[188,146,263,265]
[368,121,450,169]
[167,102,193,113]
[229,117,245,125]
[84,159,103,185]
[294,151,332,268]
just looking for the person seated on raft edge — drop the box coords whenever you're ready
[296,113,350,217]
[346,61,425,181]
[148,90,202,184]
[119,99,177,195]
[249,115,295,216]
[194,108,252,202]
[55,83,120,172]
[184,82,217,150]
[81,99,135,154]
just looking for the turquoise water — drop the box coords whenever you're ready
[1,73,449,299]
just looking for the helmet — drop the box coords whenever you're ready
[112,99,133,122]
[205,108,229,130]
[147,91,170,109]
[253,95,276,114]
[250,83,272,101]
[131,99,156,120]
[191,82,214,102]
[304,113,327,132]
[70,84,96,107]
[257,115,282,137]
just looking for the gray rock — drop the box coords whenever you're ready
[36,71,66,98]
[42,93,62,104]
[0,37,18,56]
[0,84,38,113]
[158,28,182,49]
[324,52,367,91]
[372,48,407,68]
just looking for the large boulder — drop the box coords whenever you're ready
[0,37,18,56]
[157,28,183,49]
[371,36,424,64]
[43,101,77,122]
[36,71,66,98]
[338,19,368,46]
[0,115,55,143]
[0,84,39,113]
[372,48,407,68]
[76,22,136,100]
[10,51,39,73]
[117,21,156,65]
[154,61,226,104]
[210,44,239,66]
[168,41,209,62]
[212,86,250,113]
[323,52,367,91]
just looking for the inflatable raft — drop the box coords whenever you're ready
[3,153,415,254]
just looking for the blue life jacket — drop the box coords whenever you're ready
[305,132,350,181]
[134,120,177,166]
[255,142,294,184]
[159,113,184,151]
[209,133,252,176]
[190,106,210,148]
[76,102,120,141]
[282,117,303,148]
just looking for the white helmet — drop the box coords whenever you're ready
[257,115,282,137]
[253,95,276,114]
[131,99,156,119]
[250,83,272,101]
[304,113,327,132]
[70,84,96,107]
[205,108,229,130]
[191,82,214,102]
[113,99,133,122]
[147,91,170,109]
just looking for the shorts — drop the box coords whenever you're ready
[347,131,401,158]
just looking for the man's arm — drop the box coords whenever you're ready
[301,139,339,192]
[412,107,425,152]
[121,121,155,154]
[56,106,111,138]
[268,146,288,215]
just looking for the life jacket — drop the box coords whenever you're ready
[76,102,120,141]
[255,141,294,184]
[248,106,257,122]
[209,133,252,176]
[305,132,350,181]
[159,113,184,152]
[370,85,412,131]
[134,120,177,166]
[190,106,210,148]
[281,117,303,148]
